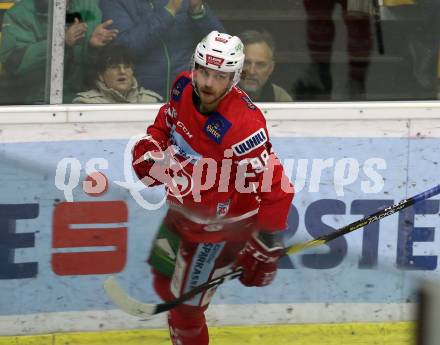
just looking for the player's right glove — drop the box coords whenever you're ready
[132,135,193,199]
[235,232,284,287]
[132,135,169,186]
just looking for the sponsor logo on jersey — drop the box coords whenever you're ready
[185,243,224,305]
[232,129,267,156]
[216,200,231,218]
[215,36,229,43]
[241,95,256,110]
[165,106,177,118]
[177,121,193,139]
[189,244,223,286]
[171,76,191,101]
[165,106,177,128]
[203,112,232,144]
[206,54,224,67]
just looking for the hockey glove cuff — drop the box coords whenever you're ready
[235,231,284,287]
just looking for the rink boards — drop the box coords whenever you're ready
[0,107,439,342]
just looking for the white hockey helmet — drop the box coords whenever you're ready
[192,31,245,88]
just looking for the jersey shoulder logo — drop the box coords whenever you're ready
[171,76,191,102]
[203,112,232,144]
[232,129,267,156]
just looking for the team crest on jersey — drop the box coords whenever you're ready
[204,112,232,144]
[171,76,191,101]
[232,129,267,156]
[216,200,231,218]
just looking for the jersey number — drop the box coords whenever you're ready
[242,149,269,174]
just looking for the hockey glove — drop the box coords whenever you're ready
[235,232,284,287]
[132,136,193,200]
[132,135,169,187]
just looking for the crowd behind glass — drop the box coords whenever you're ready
[0,0,438,105]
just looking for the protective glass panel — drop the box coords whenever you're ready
[1,0,439,104]
[210,0,440,102]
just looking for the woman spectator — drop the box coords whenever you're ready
[73,44,162,104]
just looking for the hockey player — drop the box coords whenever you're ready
[132,30,294,345]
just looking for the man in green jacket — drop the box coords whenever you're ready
[0,0,118,104]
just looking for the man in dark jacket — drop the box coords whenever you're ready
[100,0,224,100]
[239,30,293,102]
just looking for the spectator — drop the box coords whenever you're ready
[239,30,293,102]
[73,44,162,103]
[0,0,118,104]
[100,0,224,100]
[293,0,373,100]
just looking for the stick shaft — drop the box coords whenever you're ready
[286,184,440,255]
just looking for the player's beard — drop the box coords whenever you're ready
[196,85,230,112]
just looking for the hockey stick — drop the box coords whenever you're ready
[104,268,243,318]
[104,184,440,318]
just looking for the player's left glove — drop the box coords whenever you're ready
[235,232,284,287]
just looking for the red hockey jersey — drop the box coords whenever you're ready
[132,72,294,243]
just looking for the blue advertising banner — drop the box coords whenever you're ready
[0,136,439,316]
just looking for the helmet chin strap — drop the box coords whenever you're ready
[191,70,201,97]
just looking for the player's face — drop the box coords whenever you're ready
[99,63,134,95]
[240,42,274,94]
[194,66,233,112]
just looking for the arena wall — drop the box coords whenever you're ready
[0,103,438,344]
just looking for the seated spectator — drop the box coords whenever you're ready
[73,44,162,103]
[0,0,118,104]
[100,0,225,100]
[238,30,293,102]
